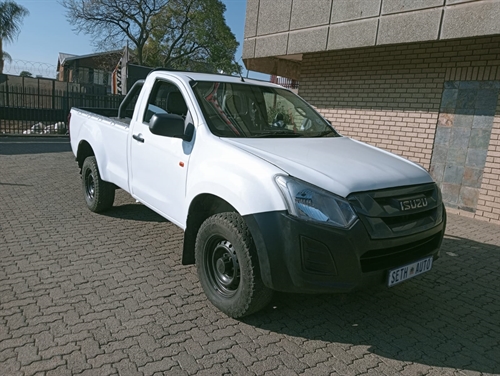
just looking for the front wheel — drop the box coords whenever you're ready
[195,212,273,318]
[81,156,115,213]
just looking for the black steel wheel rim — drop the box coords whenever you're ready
[205,238,240,298]
[84,170,95,201]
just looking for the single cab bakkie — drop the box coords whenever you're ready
[69,70,446,318]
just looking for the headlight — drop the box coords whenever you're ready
[275,175,357,228]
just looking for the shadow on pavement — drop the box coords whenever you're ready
[0,137,71,155]
[104,203,168,223]
[243,235,500,374]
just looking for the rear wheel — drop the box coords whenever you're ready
[195,212,273,318]
[81,156,115,212]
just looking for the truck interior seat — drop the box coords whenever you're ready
[167,92,188,117]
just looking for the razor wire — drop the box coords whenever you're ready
[3,59,58,78]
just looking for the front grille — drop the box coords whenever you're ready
[348,184,443,239]
[382,209,437,231]
[360,233,442,273]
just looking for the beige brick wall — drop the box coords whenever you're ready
[298,36,500,223]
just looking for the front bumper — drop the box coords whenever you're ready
[244,210,445,294]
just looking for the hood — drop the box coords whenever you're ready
[224,137,433,198]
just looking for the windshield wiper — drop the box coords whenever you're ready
[251,131,302,138]
[314,130,338,137]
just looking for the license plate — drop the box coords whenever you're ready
[388,256,433,287]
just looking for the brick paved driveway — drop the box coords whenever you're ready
[1,137,499,376]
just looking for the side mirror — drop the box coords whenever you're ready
[149,113,193,141]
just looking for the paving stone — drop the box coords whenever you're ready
[46,365,73,376]
[39,342,80,360]
[78,364,117,376]
[21,356,66,376]
[63,351,91,373]
[114,358,143,376]
[174,351,202,374]
[125,345,153,368]
[16,343,41,365]
[3,357,22,375]
[140,357,178,376]
[1,138,499,376]
[88,350,128,368]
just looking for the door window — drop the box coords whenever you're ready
[143,80,189,123]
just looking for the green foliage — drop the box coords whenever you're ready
[19,70,32,77]
[61,0,240,73]
[0,0,29,73]
[61,0,169,65]
[143,0,240,74]
[0,1,28,42]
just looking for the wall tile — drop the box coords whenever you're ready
[437,113,454,127]
[472,113,495,129]
[450,127,471,149]
[431,146,448,164]
[290,0,332,30]
[331,0,381,23]
[434,127,451,146]
[254,34,289,58]
[462,167,483,188]
[466,148,488,168]
[257,0,292,36]
[441,183,461,205]
[475,89,499,110]
[440,89,458,111]
[469,129,492,149]
[378,9,441,45]
[441,1,500,40]
[453,114,473,128]
[444,81,460,89]
[242,38,256,59]
[288,27,328,55]
[430,79,497,213]
[458,186,479,212]
[456,90,478,110]
[443,164,464,185]
[446,148,466,165]
[430,162,446,182]
[244,0,259,38]
[328,18,378,50]
[382,0,444,15]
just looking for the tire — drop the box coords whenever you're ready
[195,212,273,318]
[81,156,115,213]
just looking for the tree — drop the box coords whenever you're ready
[61,0,240,74]
[60,0,169,65]
[143,0,240,74]
[0,1,29,73]
[19,70,31,77]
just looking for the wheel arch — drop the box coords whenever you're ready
[76,140,95,171]
[182,194,236,265]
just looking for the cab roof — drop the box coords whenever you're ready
[148,70,283,89]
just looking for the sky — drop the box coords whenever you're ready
[3,0,266,79]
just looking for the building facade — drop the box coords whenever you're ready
[243,0,500,224]
[57,50,124,94]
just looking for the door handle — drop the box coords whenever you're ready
[133,134,144,143]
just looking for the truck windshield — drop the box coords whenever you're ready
[191,81,339,138]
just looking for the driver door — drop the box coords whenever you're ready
[129,79,193,226]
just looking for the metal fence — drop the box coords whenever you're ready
[270,75,299,90]
[0,74,124,135]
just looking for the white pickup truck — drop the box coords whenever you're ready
[69,70,446,318]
